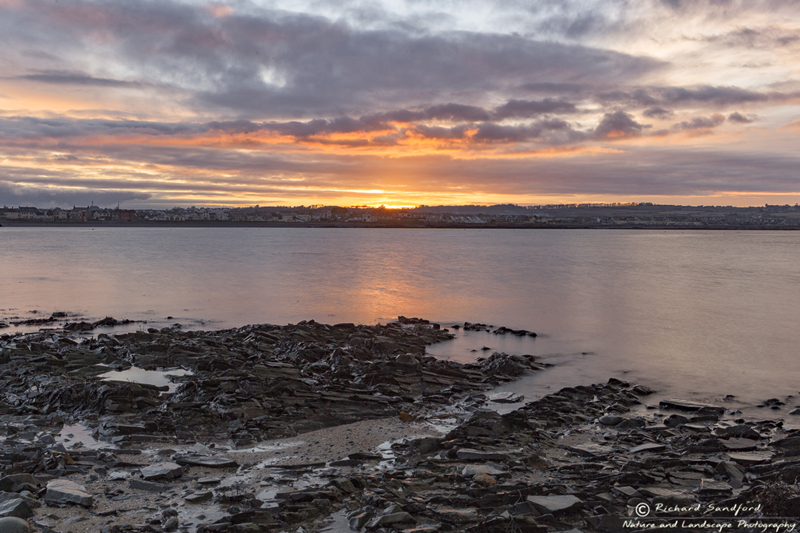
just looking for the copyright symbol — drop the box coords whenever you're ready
[635,502,651,517]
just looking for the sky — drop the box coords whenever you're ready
[1,0,799,208]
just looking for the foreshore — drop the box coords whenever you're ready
[1,318,799,532]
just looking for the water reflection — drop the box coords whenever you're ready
[2,227,799,407]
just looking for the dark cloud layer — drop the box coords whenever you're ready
[0,0,797,206]
[16,70,143,88]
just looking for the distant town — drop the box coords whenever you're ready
[3,202,800,229]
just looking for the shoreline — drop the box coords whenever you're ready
[3,220,800,230]
[2,319,799,532]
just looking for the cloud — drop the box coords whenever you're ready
[598,85,778,109]
[643,106,674,119]
[493,99,578,119]
[0,0,664,118]
[16,70,143,88]
[593,111,649,139]
[727,111,754,123]
[0,179,151,208]
[673,113,725,131]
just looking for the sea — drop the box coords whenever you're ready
[2,226,799,419]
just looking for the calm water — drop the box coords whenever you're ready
[2,227,799,415]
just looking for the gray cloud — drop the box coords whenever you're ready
[673,113,725,130]
[728,111,754,123]
[494,99,578,119]
[598,85,778,109]
[593,111,649,139]
[1,0,664,118]
[0,180,151,208]
[17,70,143,88]
[643,106,674,119]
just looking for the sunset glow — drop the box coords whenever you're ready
[1,0,799,208]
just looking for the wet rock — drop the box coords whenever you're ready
[462,464,506,477]
[0,476,40,494]
[488,392,523,403]
[437,507,478,524]
[0,517,30,533]
[184,491,213,504]
[568,443,614,457]
[44,479,93,507]
[664,414,690,427]
[726,451,774,465]
[526,494,582,514]
[366,511,415,527]
[715,425,762,439]
[472,472,496,486]
[659,399,725,415]
[173,455,237,468]
[456,448,510,461]
[715,461,745,489]
[129,479,173,493]
[695,479,732,498]
[599,415,623,426]
[348,510,373,530]
[0,498,31,519]
[629,443,667,454]
[140,462,183,481]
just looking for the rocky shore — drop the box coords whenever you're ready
[1,317,800,532]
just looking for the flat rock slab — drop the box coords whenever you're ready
[461,464,506,477]
[567,443,614,457]
[437,507,478,523]
[456,448,510,461]
[140,462,183,481]
[184,491,213,504]
[659,400,724,415]
[129,479,174,493]
[727,451,774,465]
[174,455,238,468]
[44,479,93,507]
[715,425,762,439]
[771,437,800,449]
[488,392,523,403]
[526,494,582,514]
[697,479,732,496]
[721,438,759,451]
[638,486,690,499]
[367,512,415,527]
[629,443,667,454]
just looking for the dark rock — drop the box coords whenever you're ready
[715,461,744,489]
[715,425,762,439]
[726,451,774,465]
[173,455,237,468]
[599,415,624,426]
[664,414,690,427]
[44,479,93,507]
[659,399,725,415]
[129,479,174,493]
[184,492,213,504]
[140,462,183,481]
[456,448,510,461]
[366,512,415,527]
[0,498,31,519]
[488,392,523,403]
[629,443,667,454]
[0,517,30,533]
